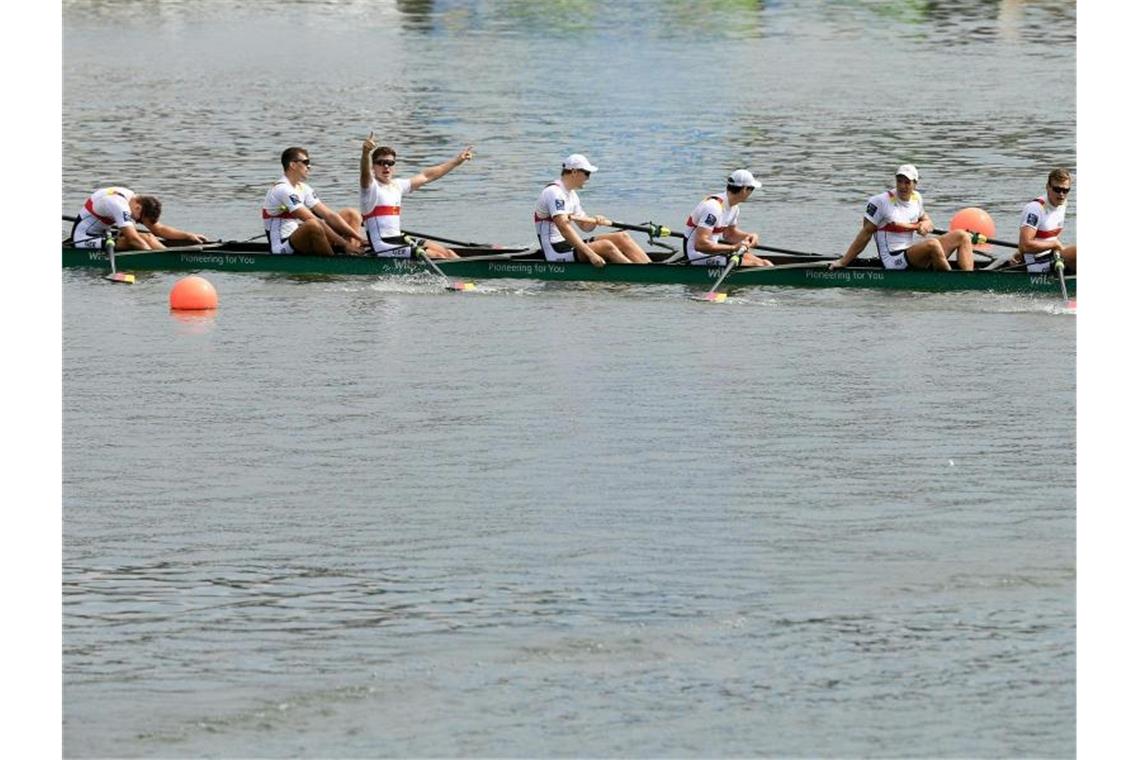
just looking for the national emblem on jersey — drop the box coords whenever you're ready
[866,202,877,216]
[1026,212,1039,226]
[120,211,131,223]
[289,194,300,205]
[555,199,565,211]
[704,213,717,225]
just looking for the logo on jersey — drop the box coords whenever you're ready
[704,213,717,226]
[555,199,565,211]
[1026,212,1039,226]
[866,202,878,216]
[289,194,301,205]
[120,211,131,223]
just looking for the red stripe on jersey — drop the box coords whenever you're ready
[83,198,116,225]
[364,205,401,219]
[1035,228,1061,239]
[878,223,913,233]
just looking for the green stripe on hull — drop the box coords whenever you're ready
[61,246,1075,296]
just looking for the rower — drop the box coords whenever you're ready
[683,169,773,267]
[830,164,975,271]
[359,132,472,259]
[1011,168,1076,274]
[70,187,207,251]
[262,147,366,256]
[533,154,651,267]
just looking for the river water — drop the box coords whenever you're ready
[62,1,1076,756]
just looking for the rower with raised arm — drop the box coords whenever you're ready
[683,169,773,267]
[70,187,207,251]
[359,132,472,259]
[830,164,975,271]
[262,147,366,256]
[1011,168,1076,274]
[533,154,651,268]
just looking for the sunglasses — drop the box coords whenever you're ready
[293,158,311,166]
[1050,185,1070,195]
[578,169,591,178]
[374,159,396,167]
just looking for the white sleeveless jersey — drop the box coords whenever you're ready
[71,187,136,248]
[361,178,413,253]
[262,177,320,254]
[684,193,740,265]
[534,179,583,261]
[865,189,924,256]
[1020,196,1066,240]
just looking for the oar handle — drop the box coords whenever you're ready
[933,228,1019,249]
[607,221,685,239]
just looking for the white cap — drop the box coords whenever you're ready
[895,164,919,181]
[562,153,598,172]
[727,169,762,190]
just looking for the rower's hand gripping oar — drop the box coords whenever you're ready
[409,238,475,292]
[694,248,744,303]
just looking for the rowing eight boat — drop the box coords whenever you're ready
[61,242,1076,296]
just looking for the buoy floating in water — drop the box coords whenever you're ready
[169,275,218,310]
[949,207,996,251]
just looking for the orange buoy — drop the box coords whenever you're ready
[949,207,996,251]
[169,275,218,310]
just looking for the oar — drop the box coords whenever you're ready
[413,242,475,292]
[735,260,836,273]
[402,229,500,248]
[439,248,540,263]
[606,220,684,240]
[693,251,743,303]
[933,228,1019,249]
[103,235,134,284]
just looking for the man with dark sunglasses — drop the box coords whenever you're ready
[359,132,473,259]
[262,146,365,255]
[1013,168,1076,273]
[533,153,650,267]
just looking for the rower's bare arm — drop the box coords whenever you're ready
[410,145,474,190]
[313,202,365,242]
[833,219,876,268]
[360,131,376,189]
[570,213,599,232]
[917,214,933,235]
[117,225,153,250]
[1018,224,1061,254]
[694,227,733,255]
[149,222,208,244]
[555,215,603,266]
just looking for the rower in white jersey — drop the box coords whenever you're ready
[683,169,773,267]
[70,187,207,250]
[359,132,473,259]
[533,154,651,267]
[830,164,975,271]
[1012,167,1076,273]
[262,147,365,256]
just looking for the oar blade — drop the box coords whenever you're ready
[105,271,135,284]
[446,280,476,292]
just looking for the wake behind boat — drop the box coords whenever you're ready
[60,240,1075,296]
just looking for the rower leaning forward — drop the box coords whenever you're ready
[830,164,975,271]
[70,186,207,251]
[533,154,651,267]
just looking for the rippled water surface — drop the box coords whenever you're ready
[63,1,1076,756]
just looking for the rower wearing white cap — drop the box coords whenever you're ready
[533,154,651,267]
[682,169,773,267]
[830,164,975,271]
